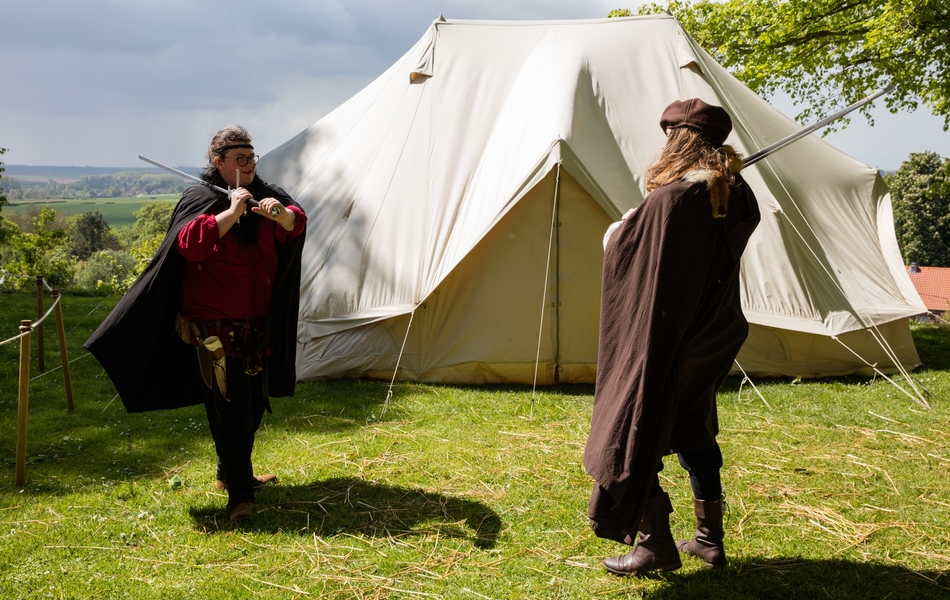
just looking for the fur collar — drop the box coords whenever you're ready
[680,158,743,219]
[682,168,718,186]
[680,155,743,187]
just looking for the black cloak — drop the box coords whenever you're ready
[84,176,306,413]
[583,171,760,544]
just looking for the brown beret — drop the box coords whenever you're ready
[659,98,732,147]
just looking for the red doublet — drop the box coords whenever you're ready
[177,206,307,321]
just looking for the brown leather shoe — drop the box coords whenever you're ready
[603,493,682,576]
[603,543,681,576]
[253,474,278,487]
[215,474,278,491]
[229,502,254,522]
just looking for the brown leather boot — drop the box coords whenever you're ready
[603,492,682,576]
[229,501,254,522]
[676,497,727,569]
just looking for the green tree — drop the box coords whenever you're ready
[132,200,176,239]
[620,1,950,128]
[70,211,119,261]
[0,147,11,245]
[3,207,76,289]
[119,199,176,287]
[887,151,950,266]
[0,148,6,208]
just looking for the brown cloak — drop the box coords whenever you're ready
[584,171,759,545]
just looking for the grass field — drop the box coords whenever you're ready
[0,292,948,598]
[4,196,178,228]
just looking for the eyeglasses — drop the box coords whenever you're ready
[226,154,259,167]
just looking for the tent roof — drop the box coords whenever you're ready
[259,15,924,342]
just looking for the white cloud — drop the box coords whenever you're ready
[2,0,946,168]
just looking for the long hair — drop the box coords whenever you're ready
[200,125,259,242]
[645,128,743,217]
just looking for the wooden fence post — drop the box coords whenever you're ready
[16,320,32,486]
[35,275,45,372]
[52,290,74,412]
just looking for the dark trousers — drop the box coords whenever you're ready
[203,356,267,509]
[214,402,266,482]
[650,443,723,500]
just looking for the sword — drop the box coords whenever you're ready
[742,85,896,168]
[138,154,281,216]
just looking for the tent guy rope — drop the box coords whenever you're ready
[734,360,772,409]
[383,308,415,417]
[531,163,562,415]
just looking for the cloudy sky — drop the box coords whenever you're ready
[3,0,948,171]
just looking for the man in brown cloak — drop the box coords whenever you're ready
[584,98,760,576]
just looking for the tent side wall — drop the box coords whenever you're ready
[294,167,922,383]
[738,319,920,377]
[298,322,921,385]
[296,317,922,383]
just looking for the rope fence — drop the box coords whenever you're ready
[0,290,59,345]
[4,275,76,486]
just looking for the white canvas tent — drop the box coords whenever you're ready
[258,15,925,385]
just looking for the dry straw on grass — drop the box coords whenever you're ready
[1,295,949,597]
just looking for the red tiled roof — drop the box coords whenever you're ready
[906,265,950,313]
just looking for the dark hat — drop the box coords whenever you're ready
[659,98,732,146]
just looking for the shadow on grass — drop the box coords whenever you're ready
[0,377,410,495]
[637,556,949,600]
[188,476,502,549]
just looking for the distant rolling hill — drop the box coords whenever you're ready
[4,196,179,228]
[3,165,201,184]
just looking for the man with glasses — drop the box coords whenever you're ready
[86,125,307,523]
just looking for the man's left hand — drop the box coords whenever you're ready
[252,198,296,231]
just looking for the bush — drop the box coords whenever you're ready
[1,206,77,290]
[73,249,137,295]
